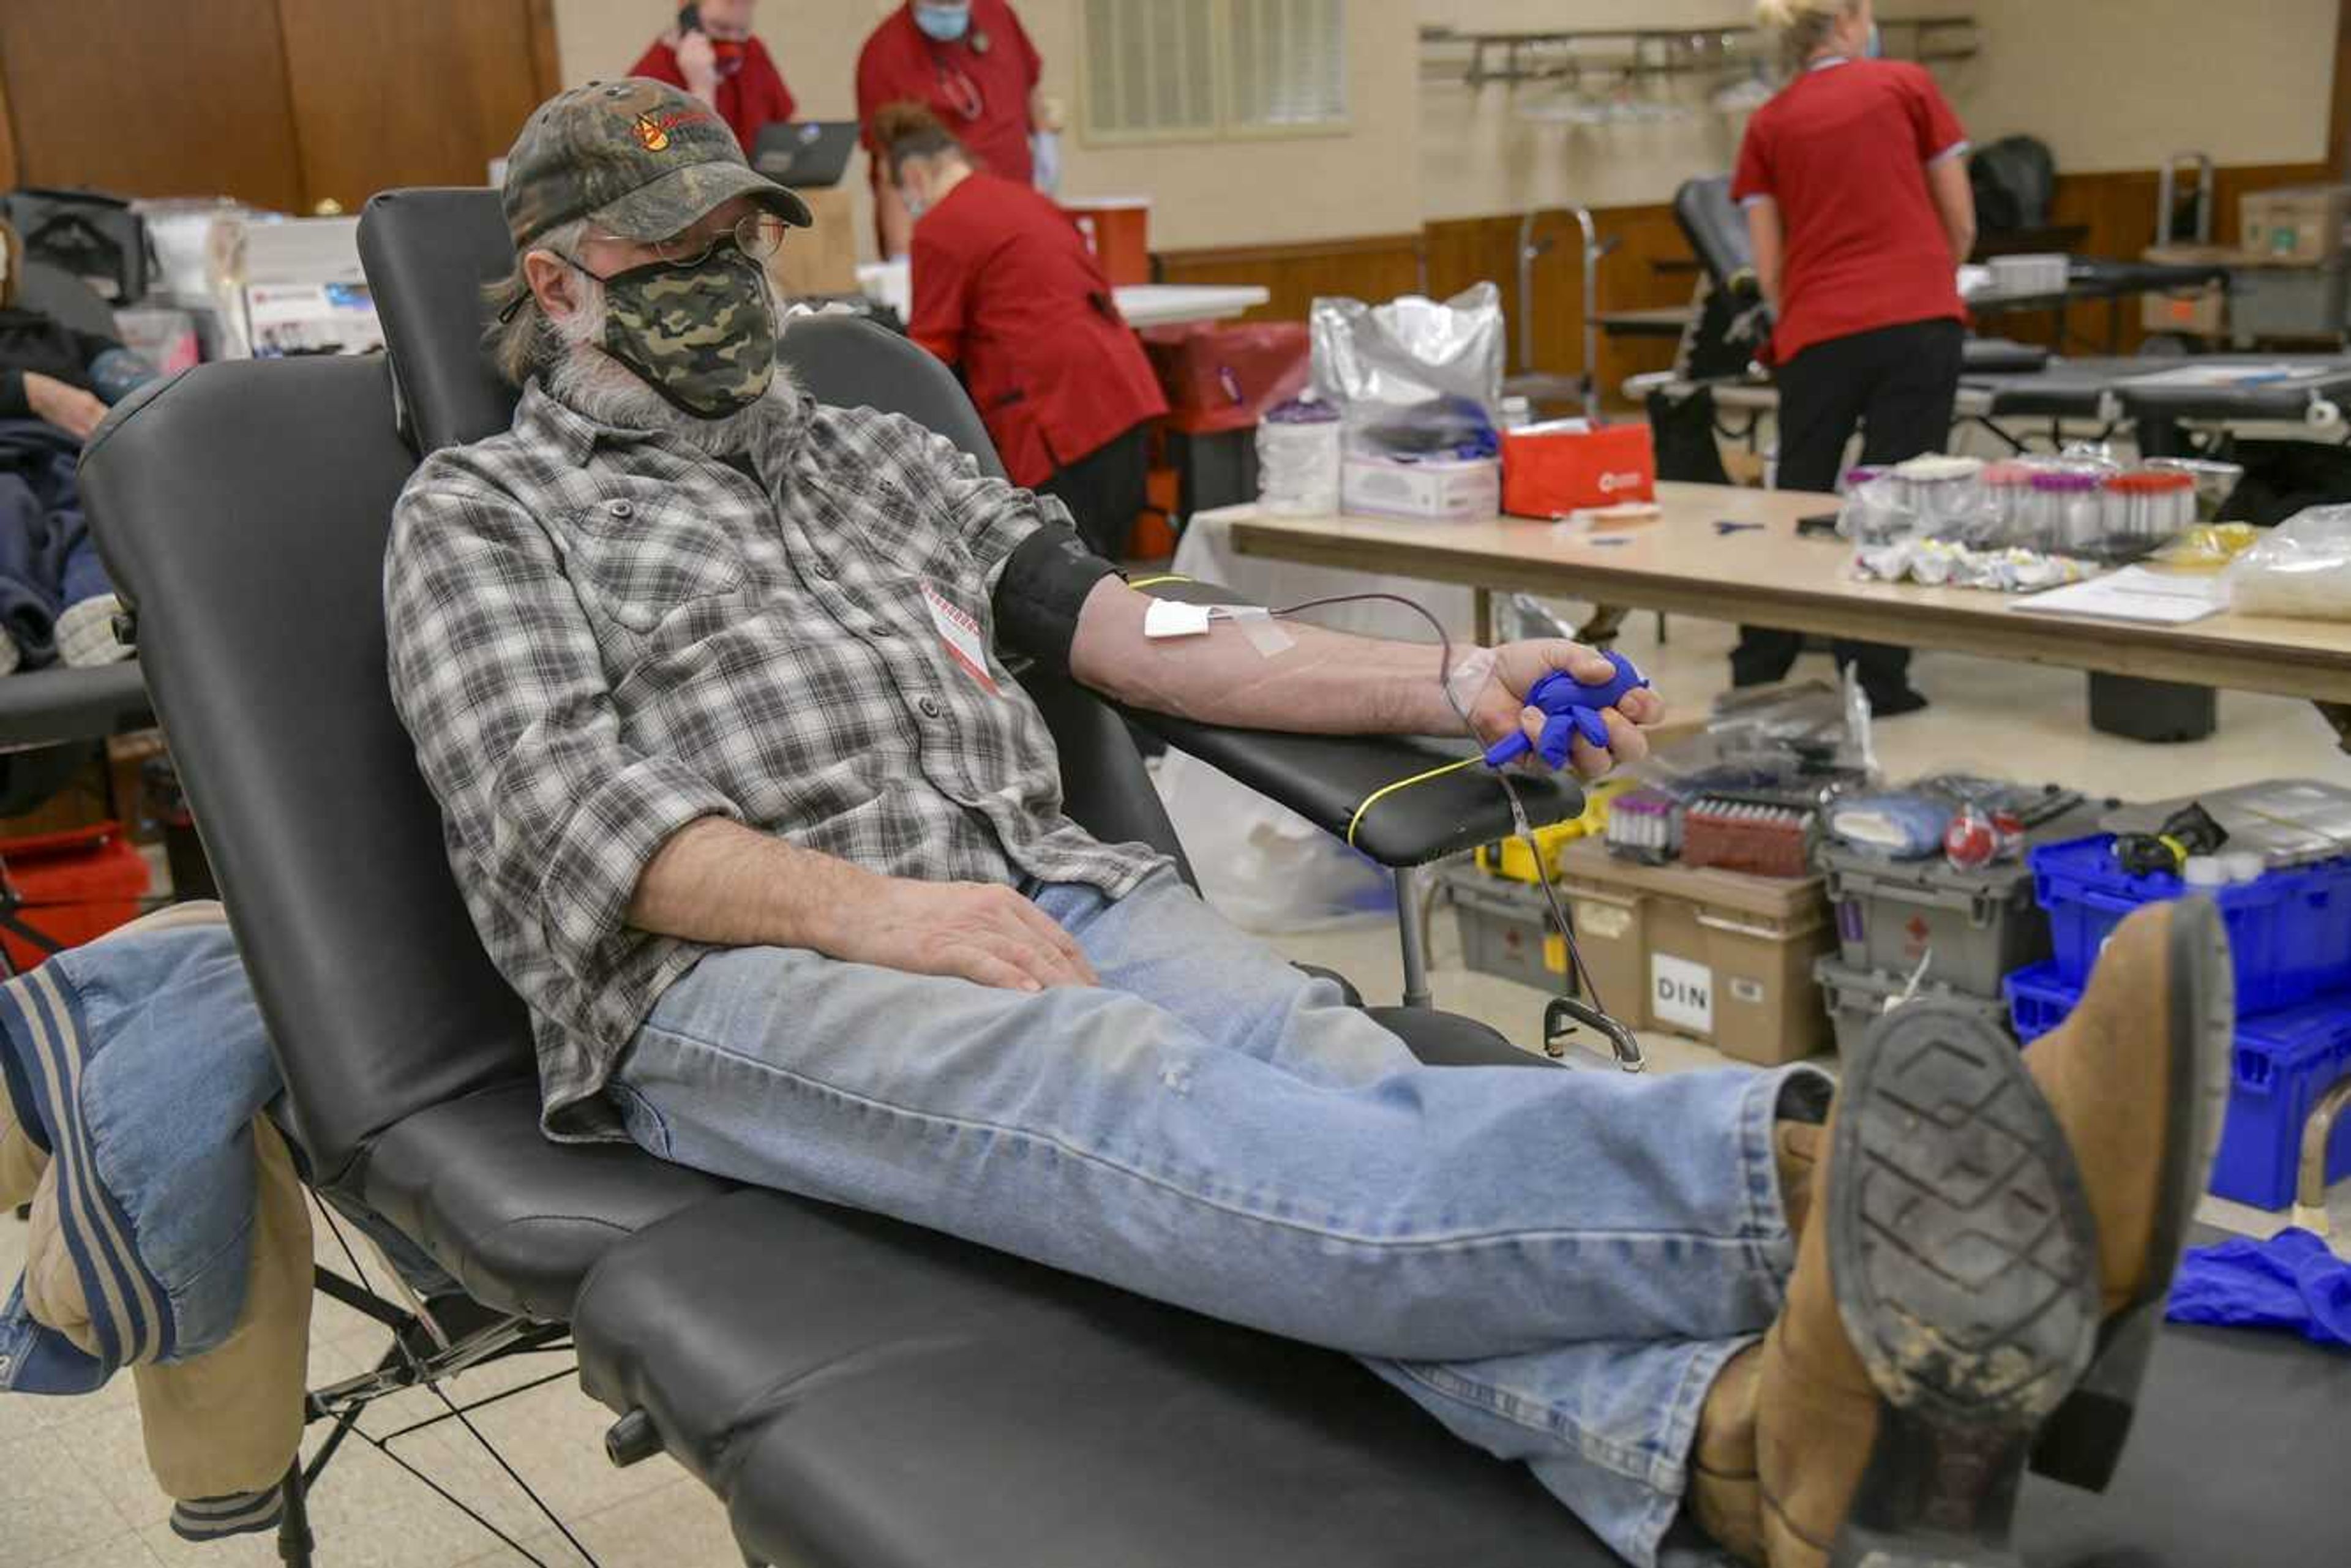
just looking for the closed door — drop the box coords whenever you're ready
[0,0,308,211]
[0,0,555,213]
[276,0,558,211]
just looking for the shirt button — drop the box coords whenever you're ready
[918,696,943,719]
[606,499,634,520]
[808,557,834,579]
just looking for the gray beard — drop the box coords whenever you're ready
[544,274,802,457]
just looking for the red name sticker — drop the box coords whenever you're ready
[921,580,999,696]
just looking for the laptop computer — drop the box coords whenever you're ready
[753,121,860,189]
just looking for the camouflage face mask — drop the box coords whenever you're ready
[585,244,776,420]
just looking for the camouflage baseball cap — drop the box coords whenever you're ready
[502,78,812,249]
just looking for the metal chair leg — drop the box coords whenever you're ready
[277,1460,314,1567]
[1395,865,1433,1009]
[2292,1073,2351,1237]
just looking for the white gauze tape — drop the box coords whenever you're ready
[1217,606,1296,657]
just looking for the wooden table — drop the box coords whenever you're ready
[1226,483,2351,733]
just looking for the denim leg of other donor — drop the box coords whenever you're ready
[612,869,1813,1567]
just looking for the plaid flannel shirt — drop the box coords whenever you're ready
[385,381,1166,1139]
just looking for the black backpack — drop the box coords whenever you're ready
[1968,137,2057,235]
[1,188,153,304]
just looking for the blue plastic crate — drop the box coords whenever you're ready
[2030,835,2351,1014]
[2003,962,2351,1211]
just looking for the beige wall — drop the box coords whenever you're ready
[1415,0,2342,224]
[550,0,1423,257]
[1944,0,2336,173]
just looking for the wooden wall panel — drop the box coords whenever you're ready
[1157,234,1426,326]
[1152,159,2332,392]
[0,0,306,212]
[277,0,552,211]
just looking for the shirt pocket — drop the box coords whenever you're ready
[559,493,748,634]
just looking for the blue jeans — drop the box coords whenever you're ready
[613,870,1817,1567]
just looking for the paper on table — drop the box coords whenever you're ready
[2009,566,2225,625]
[2118,363,2306,391]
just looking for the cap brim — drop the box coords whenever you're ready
[590,160,814,242]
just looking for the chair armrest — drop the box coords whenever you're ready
[0,662,152,749]
[1117,580,1584,869]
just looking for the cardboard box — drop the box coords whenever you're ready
[1553,838,1834,1065]
[770,185,859,300]
[2142,285,2228,337]
[1342,454,1501,520]
[1062,197,1152,287]
[2241,185,2351,267]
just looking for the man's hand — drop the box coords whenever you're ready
[24,373,107,442]
[818,876,1099,995]
[1468,640,1667,781]
[675,28,721,96]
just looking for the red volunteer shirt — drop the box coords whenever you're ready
[631,35,797,153]
[910,171,1168,488]
[1731,58,1969,364]
[857,0,1041,188]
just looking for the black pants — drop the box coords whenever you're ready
[1731,318,1965,698]
[1038,422,1153,561]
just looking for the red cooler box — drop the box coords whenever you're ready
[1140,323,1311,435]
[0,822,151,970]
[1502,422,1658,518]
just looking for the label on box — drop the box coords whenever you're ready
[1652,953,1715,1035]
[1543,934,1567,975]
[1578,904,1634,942]
[1730,977,1766,1006]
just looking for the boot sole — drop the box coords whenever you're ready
[1827,1002,2102,1568]
[2030,895,2233,1493]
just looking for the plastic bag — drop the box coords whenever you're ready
[2151,522,2261,573]
[1152,749,1396,932]
[1256,396,1342,516]
[2225,505,2351,621]
[1310,284,1505,431]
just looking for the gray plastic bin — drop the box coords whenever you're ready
[1444,866,1564,989]
[1815,955,2015,1061]
[1817,804,2102,997]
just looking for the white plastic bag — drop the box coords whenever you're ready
[1153,750,1396,933]
[2225,506,2351,622]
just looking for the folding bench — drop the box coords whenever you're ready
[77,193,2351,1567]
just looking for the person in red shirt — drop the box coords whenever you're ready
[876,102,1167,559]
[858,1,1046,258]
[629,0,797,154]
[1730,0,1978,716]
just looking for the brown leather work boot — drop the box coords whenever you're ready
[2020,898,2235,1491]
[1753,1003,2105,1566]
[1686,1108,1832,1565]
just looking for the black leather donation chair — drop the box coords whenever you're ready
[77,192,2351,1568]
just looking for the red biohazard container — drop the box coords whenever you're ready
[1501,422,1658,517]
[1139,322,1312,435]
[0,822,151,971]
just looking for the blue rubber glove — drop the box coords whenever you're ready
[1483,650,1651,770]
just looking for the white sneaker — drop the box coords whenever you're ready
[56,595,133,670]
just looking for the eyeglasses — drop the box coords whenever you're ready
[594,211,792,269]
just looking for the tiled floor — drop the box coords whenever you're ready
[5,613,2347,1567]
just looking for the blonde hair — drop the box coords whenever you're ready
[1756,0,1865,72]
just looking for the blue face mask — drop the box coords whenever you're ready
[913,3,972,43]
[1865,21,1884,58]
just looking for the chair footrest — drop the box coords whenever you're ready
[571,1188,1614,1568]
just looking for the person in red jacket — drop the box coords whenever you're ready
[877,102,1166,560]
[629,0,797,154]
[1730,0,1978,717]
[858,1,1046,259]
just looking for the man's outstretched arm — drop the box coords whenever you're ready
[1065,579,1666,779]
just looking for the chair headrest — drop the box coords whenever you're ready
[1674,176,1752,289]
[358,188,523,453]
[359,185,1011,482]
